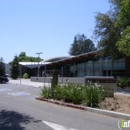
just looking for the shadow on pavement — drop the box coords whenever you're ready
[0,110,41,130]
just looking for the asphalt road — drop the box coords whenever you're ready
[0,83,120,130]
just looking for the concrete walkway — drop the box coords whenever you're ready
[8,78,51,88]
[115,88,130,96]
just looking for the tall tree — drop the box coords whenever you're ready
[0,57,5,76]
[10,55,19,79]
[93,0,124,59]
[116,0,130,56]
[69,36,80,55]
[9,52,42,64]
[69,34,96,56]
[18,52,27,61]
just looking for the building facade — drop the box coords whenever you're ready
[20,51,130,78]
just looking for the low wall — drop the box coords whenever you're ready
[30,77,52,83]
[58,77,85,84]
[30,76,117,97]
[85,76,117,97]
[30,77,85,84]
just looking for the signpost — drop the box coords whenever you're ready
[20,65,22,84]
[36,52,42,76]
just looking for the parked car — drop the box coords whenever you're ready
[5,74,10,77]
[0,76,9,83]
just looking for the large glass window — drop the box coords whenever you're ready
[103,58,112,70]
[70,66,75,72]
[94,60,101,70]
[86,60,93,70]
[77,70,85,77]
[78,63,85,70]
[94,70,101,76]
[85,70,93,76]
[113,58,125,70]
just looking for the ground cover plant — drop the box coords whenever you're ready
[40,83,106,108]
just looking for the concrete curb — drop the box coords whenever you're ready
[35,97,85,110]
[85,107,130,120]
[35,97,130,120]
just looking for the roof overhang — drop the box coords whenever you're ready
[19,62,50,68]
[19,51,99,68]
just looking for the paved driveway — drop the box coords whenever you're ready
[0,83,120,130]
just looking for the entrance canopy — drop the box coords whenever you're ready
[19,62,50,69]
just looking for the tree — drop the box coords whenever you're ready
[116,0,130,56]
[116,26,130,56]
[18,52,42,62]
[93,0,124,59]
[0,57,5,76]
[69,36,80,55]
[10,55,19,79]
[69,34,96,55]
[9,52,42,64]
[18,52,27,62]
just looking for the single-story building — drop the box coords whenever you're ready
[19,51,130,78]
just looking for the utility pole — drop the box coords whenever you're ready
[36,52,42,76]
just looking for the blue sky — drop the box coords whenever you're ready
[0,0,110,63]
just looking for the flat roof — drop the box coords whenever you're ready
[43,51,98,67]
[19,50,99,68]
[19,62,50,68]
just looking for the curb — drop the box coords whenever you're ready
[35,97,85,110]
[85,107,130,120]
[35,97,130,120]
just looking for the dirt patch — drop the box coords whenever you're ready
[99,94,130,114]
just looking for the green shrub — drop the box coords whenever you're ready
[39,83,106,107]
[40,87,51,99]
[62,85,72,103]
[117,77,130,88]
[67,84,85,104]
[23,73,29,79]
[54,85,64,100]
[55,84,85,104]
[128,78,130,87]
[84,83,106,107]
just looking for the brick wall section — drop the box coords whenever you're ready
[125,57,130,77]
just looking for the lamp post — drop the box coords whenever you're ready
[36,52,42,76]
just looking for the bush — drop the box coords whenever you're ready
[128,78,130,87]
[39,83,106,107]
[117,77,130,88]
[54,85,64,100]
[23,73,29,79]
[40,87,51,99]
[84,83,106,107]
[62,86,72,103]
[67,84,85,104]
[54,84,85,104]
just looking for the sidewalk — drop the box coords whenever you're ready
[115,88,130,96]
[8,78,51,88]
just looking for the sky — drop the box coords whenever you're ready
[0,0,110,63]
